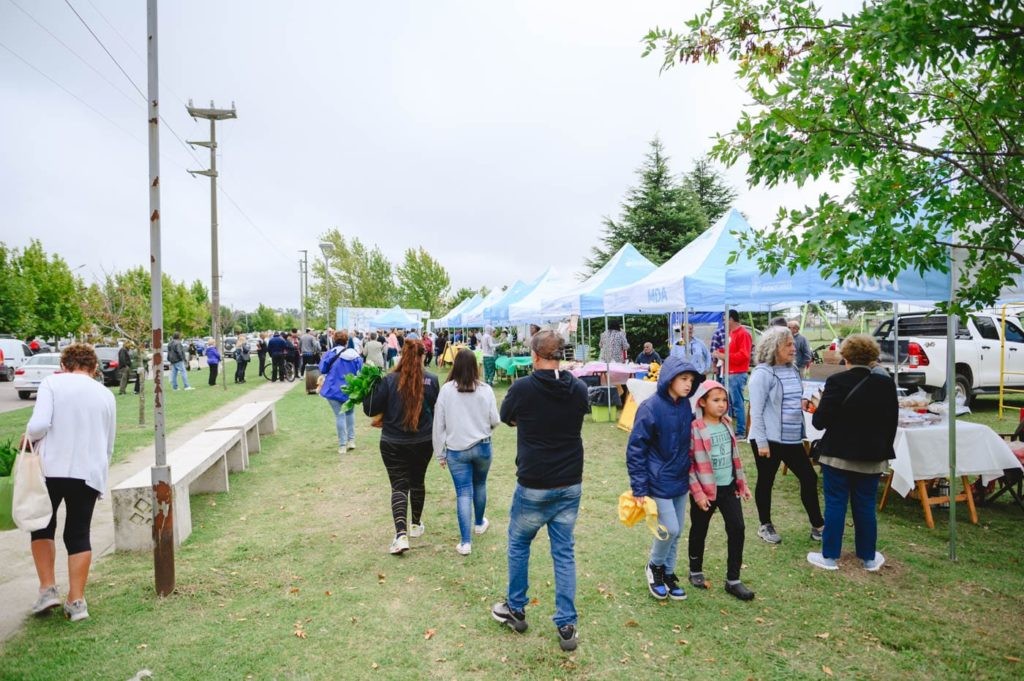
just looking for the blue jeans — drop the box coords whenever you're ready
[506,483,581,627]
[445,439,492,543]
[822,464,880,561]
[171,360,190,389]
[327,399,355,446]
[728,371,748,435]
[650,494,687,574]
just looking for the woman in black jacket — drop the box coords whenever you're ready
[806,334,897,572]
[364,339,440,555]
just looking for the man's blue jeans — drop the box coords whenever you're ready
[649,494,687,574]
[445,439,492,543]
[728,371,748,436]
[171,360,190,389]
[506,483,581,627]
[822,464,880,561]
[327,399,355,446]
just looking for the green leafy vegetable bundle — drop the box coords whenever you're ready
[341,364,384,413]
[0,438,18,477]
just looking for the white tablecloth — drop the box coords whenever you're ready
[627,378,657,406]
[890,421,1022,496]
[803,415,1022,498]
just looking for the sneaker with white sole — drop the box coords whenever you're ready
[337,446,346,456]
[63,598,89,622]
[456,542,471,555]
[810,526,824,542]
[389,534,409,555]
[645,562,668,600]
[862,551,886,572]
[474,517,490,535]
[757,523,782,544]
[807,552,838,570]
[409,523,425,538]
[557,623,579,651]
[347,441,356,451]
[31,586,60,615]
[663,573,687,600]
[491,601,528,633]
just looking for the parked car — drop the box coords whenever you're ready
[94,346,123,386]
[873,311,1024,405]
[0,338,32,382]
[13,353,62,399]
[223,336,238,354]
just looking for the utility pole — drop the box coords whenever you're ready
[299,250,308,330]
[187,99,236,390]
[146,0,173,596]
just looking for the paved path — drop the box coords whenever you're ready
[0,379,297,643]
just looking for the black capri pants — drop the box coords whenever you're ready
[30,477,101,555]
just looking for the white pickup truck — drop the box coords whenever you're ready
[872,312,1024,406]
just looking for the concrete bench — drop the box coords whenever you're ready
[204,400,277,456]
[111,429,246,552]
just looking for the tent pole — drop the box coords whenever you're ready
[946,258,958,561]
[893,304,899,378]
[723,304,730,394]
[684,308,690,360]
[605,316,613,425]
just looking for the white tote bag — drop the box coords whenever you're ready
[12,436,52,532]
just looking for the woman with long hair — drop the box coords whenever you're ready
[364,339,440,554]
[432,349,499,555]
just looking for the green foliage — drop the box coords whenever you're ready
[645,0,1024,314]
[340,363,384,412]
[0,438,17,477]
[396,247,452,317]
[586,137,710,273]
[308,229,398,315]
[681,155,739,224]
[844,300,893,315]
[248,303,281,332]
[447,286,480,311]
[0,240,84,337]
[0,244,35,335]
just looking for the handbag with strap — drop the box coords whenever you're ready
[12,435,52,532]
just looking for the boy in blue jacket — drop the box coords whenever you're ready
[626,355,702,601]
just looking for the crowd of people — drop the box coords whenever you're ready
[18,313,896,655]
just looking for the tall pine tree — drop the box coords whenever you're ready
[682,156,738,224]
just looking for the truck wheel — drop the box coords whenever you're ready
[18,391,31,400]
[955,371,974,407]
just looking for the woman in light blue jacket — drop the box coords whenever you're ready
[747,326,824,546]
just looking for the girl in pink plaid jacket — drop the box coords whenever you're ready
[687,380,755,600]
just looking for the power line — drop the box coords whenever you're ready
[6,0,143,110]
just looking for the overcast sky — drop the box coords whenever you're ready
[0,0,857,312]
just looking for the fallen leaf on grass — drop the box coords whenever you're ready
[823,665,834,676]
[289,587,300,594]
[377,573,386,585]
[294,629,307,639]
[625,619,639,628]
[325,591,332,596]
[1006,656,1022,663]
[530,597,540,606]
[424,628,436,640]
[677,639,689,645]
[672,624,682,633]
[815,632,830,640]
[719,609,728,616]
[371,662,379,670]
[136,644,148,650]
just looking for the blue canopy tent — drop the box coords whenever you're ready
[544,244,658,318]
[483,272,546,326]
[435,294,482,328]
[369,306,421,329]
[455,288,507,327]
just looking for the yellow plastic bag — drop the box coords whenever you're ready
[617,491,668,540]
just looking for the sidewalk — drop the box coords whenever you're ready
[0,379,297,643]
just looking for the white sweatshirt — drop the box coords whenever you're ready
[432,381,500,460]
[27,373,117,495]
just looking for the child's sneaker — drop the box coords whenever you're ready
[862,551,886,572]
[688,571,709,590]
[757,523,782,544]
[31,586,60,615]
[724,581,755,601]
[63,598,89,622]
[645,562,668,600]
[807,552,838,570]
[557,624,579,651]
[491,601,528,633]
[663,573,687,600]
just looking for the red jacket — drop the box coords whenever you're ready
[726,325,751,374]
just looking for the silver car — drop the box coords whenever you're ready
[13,353,62,400]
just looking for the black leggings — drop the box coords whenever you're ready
[379,440,433,536]
[30,478,100,555]
[689,483,746,581]
[750,441,824,528]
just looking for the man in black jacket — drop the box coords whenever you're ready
[167,331,193,390]
[491,330,589,653]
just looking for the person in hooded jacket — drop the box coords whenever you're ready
[320,330,364,455]
[492,330,589,653]
[626,355,703,602]
[233,334,251,383]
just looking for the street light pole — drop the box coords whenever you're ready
[187,100,236,390]
[299,250,308,330]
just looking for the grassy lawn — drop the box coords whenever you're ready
[1,370,1022,679]
[0,361,267,464]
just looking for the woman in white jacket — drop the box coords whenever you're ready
[432,349,500,555]
[24,344,116,622]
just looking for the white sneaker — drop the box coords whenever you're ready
[337,446,346,456]
[31,586,60,615]
[347,441,356,451]
[63,598,89,622]
[409,523,425,538]
[184,386,195,391]
[389,534,409,555]
[474,517,490,535]
[807,552,839,570]
[456,542,472,555]
[863,551,886,572]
